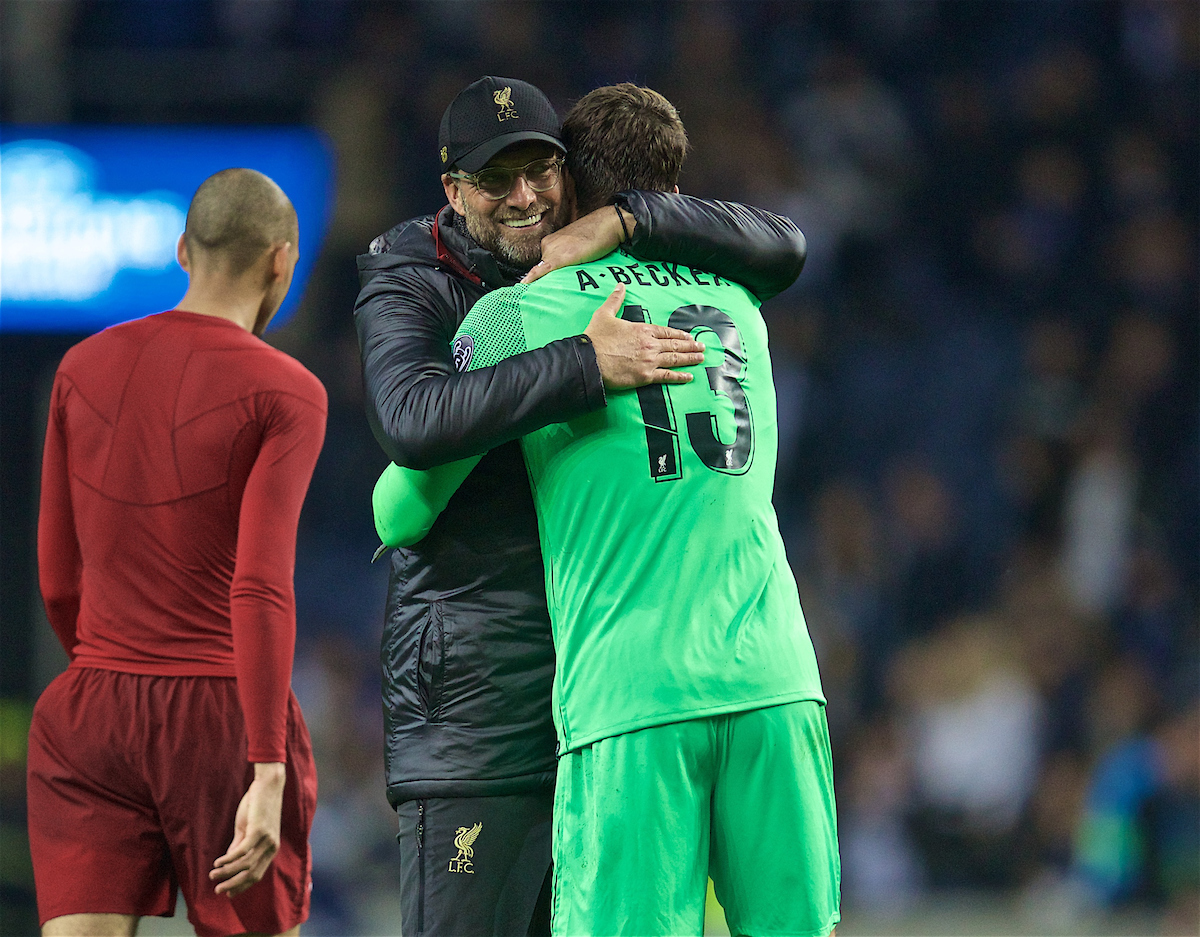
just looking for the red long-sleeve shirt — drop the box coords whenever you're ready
[37,309,327,763]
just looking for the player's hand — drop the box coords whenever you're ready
[522,206,636,284]
[210,761,286,897]
[584,284,706,389]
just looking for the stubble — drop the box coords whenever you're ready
[460,198,566,268]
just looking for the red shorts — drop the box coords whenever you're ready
[27,667,316,936]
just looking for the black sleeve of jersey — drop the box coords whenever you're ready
[355,267,605,470]
[614,191,807,302]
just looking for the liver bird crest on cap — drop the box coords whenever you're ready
[494,86,518,121]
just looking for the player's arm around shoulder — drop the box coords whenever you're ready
[615,190,808,301]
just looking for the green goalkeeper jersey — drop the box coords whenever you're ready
[379,249,825,752]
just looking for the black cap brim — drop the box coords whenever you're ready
[452,131,566,174]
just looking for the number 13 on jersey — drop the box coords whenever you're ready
[622,303,755,483]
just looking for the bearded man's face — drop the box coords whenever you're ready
[443,142,568,267]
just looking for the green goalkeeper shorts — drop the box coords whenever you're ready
[551,699,840,937]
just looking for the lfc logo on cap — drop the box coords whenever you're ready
[440,146,448,164]
[494,87,518,122]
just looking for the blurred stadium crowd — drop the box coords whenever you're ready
[2,2,1197,935]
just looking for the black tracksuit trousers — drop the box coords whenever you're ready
[396,792,553,936]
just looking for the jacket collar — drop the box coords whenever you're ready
[355,208,522,291]
[435,207,522,289]
[432,207,483,286]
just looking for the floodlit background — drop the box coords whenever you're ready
[1,2,1197,935]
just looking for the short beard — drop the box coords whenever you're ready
[460,199,561,268]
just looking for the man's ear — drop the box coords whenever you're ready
[176,233,191,272]
[672,184,680,194]
[442,175,466,215]
[269,241,293,284]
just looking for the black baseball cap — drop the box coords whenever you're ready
[438,76,564,174]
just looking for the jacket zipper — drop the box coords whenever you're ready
[418,603,445,720]
[417,800,425,934]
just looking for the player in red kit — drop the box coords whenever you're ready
[28,168,327,937]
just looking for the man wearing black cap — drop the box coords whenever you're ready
[354,76,807,936]
[437,77,571,269]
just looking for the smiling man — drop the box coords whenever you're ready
[355,75,809,937]
[373,84,837,937]
[438,78,570,269]
[442,144,568,269]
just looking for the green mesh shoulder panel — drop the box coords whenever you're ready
[454,284,529,372]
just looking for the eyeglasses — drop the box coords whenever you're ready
[448,157,562,200]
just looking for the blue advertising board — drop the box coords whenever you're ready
[0,126,333,333]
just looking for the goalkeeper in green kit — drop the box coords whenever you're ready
[374,84,839,937]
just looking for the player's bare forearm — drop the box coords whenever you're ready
[583,284,706,389]
[209,761,286,896]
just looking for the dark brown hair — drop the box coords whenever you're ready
[562,83,689,215]
[184,168,298,275]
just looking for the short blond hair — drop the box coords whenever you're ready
[184,168,297,275]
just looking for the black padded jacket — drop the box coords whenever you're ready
[355,191,806,807]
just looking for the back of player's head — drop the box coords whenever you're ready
[184,168,298,276]
[562,84,689,215]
